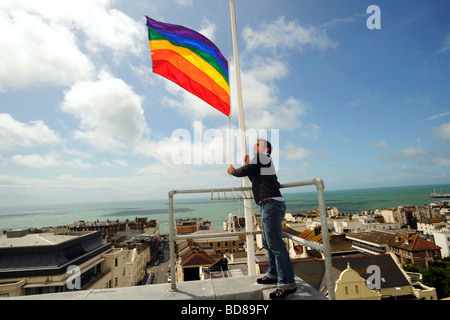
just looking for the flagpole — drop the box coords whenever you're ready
[229,0,256,276]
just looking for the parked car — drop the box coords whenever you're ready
[146,272,155,285]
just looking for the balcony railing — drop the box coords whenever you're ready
[167,177,335,300]
[80,267,111,290]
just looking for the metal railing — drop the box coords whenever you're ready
[167,177,335,300]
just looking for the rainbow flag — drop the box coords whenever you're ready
[146,16,230,117]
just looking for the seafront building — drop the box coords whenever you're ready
[65,217,160,240]
[0,227,156,297]
[0,230,122,296]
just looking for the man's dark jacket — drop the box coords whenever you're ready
[231,153,282,204]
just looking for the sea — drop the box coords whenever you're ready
[1,184,449,234]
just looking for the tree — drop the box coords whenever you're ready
[404,262,450,299]
[422,265,450,299]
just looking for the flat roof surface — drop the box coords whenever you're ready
[0,233,78,248]
[346,231,394,245]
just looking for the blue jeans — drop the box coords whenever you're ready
[261,200,296,289]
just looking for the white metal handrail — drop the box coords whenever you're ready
[167,177,335,300]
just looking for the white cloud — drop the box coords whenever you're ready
[372,139,388,149]
[242,16,337,53]
[281,143,312,161]
[231,58,307,131]
[161,80,224,120]
[438,33,450,53]
[135,123,234,166]
[174,0,193,7]
[0,0,144,91]
[11,153,60,169]
[135,138,182,164]
[0,9,94,91]
[434,155,450,166]
[135,162,229,195]
[1,0,144,56]
[78,5,144,57]
[0,113,62,153]
[0,172,161,204]
[60,72,148,153]
[426,111,450,121]
[101,160,128,168]
[300,123,321,140]
[238,58,288,112]
[8,151,93,169]
[245,97,307,131]
[397,146,427,159]
[198,18,217,42]
[432,122,450,142]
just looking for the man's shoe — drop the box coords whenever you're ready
[257,276,277,285]
[269,287,297,300]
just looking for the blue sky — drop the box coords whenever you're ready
[0,0,449,206]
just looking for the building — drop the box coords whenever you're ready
[333,216,363,234]
[387,231,442,268]
[68,217,159,239]
[433,231,450,258]
[334,263,382,300]
[288,227,352,256]
[395,205,440,229]
[124,242,151,286]
[346,230,394,255]
[377,209,398,224]
[190,229,241,254]
[417,218,446,235]
[293,253,437,300]
[176,218,212,234]
[0,229,128,297]
[176,240,223,282]
[223,213,247,232]
[333,214,397,234]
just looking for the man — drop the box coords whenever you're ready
[227,139,297,299]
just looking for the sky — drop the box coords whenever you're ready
[0,0,449,206]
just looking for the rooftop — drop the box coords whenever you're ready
[0,231,111,279]
[0,231,78,248]
[346,230,395,246]
[388,232,441,251]
[5,274,326,300]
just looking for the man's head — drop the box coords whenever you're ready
[253,139,272,155]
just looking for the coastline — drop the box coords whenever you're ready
[1,183,449,233]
